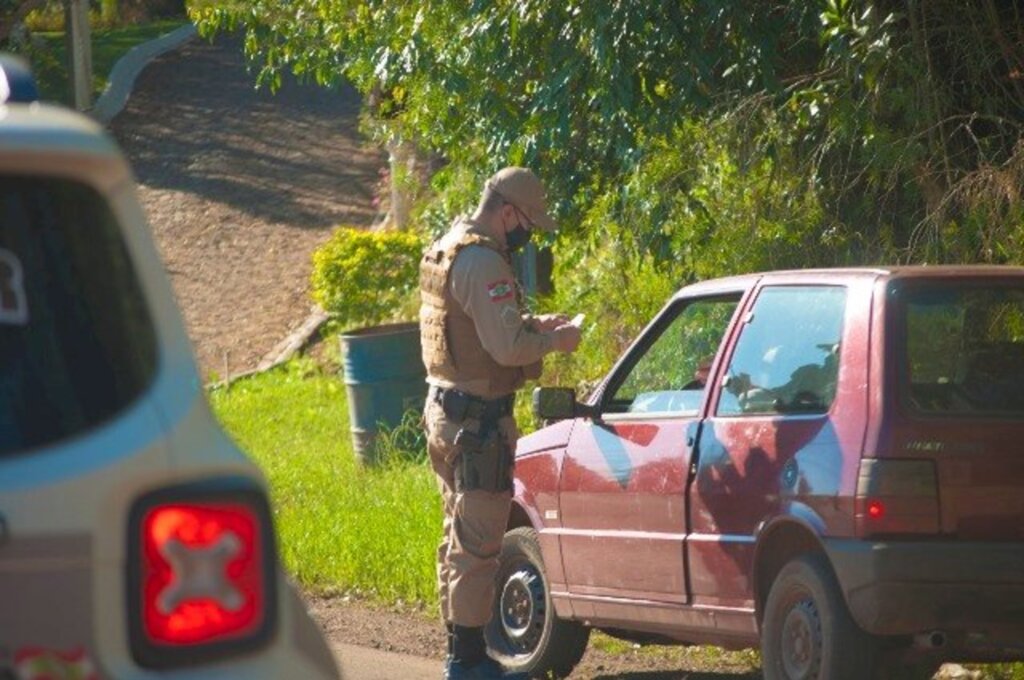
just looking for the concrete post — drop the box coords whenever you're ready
[386,138,414,230]
[64,0,92,111]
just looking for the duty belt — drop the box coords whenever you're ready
[429,385,514,423]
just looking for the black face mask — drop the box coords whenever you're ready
[505,206,532,251]
[506,221,532,253]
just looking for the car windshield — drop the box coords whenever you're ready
[903,282,1024,416]
[0,176,157,455]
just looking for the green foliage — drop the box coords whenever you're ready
[11,19,186,103]
[23,2,65,32]
[983,663,1024,680]
[539,239,677,396]
[197,0,1024,274]
[209,361,441,605]
[310,227,423,329]
[20,0,184,32]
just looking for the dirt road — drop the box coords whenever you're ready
[110,33,382,379]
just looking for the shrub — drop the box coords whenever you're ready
[311,227,424,329]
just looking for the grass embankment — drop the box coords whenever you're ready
[31,19,187,104]
[209,361,441,607]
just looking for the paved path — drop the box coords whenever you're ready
[333,643,439,679]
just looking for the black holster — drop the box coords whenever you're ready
[433,386,515,493]
[454,420,513,493]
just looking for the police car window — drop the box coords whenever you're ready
[608,296,740,415]
[717,286,846,416]
[0,176,157,456]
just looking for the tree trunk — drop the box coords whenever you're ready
[386,138,415,230]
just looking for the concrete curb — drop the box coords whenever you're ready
[206,307,331,390]
[91,23,198,125]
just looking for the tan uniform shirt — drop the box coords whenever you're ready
[428,220,552,398]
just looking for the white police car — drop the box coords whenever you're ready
[0,56,338,678]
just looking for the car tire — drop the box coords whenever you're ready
[761,554,876,680]
[485,526,590,679]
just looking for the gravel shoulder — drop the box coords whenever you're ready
[309,595,763,679]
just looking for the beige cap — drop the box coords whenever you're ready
[484,167,557,232]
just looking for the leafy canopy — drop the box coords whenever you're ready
[197,1,1024,268]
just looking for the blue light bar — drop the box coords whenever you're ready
[0,54,39,104]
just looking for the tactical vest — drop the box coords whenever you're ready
[419,225,532,398]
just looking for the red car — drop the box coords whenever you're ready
[487,267,1024,680]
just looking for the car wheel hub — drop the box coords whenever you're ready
[781,599,820,679]
[500,567,544,653]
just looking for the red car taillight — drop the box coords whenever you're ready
[856,458,940,537]
[129,480,277,668]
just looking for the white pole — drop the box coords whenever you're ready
[65,0,92,111]
[387,138,413,230]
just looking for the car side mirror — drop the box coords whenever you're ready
[533,386,593,421]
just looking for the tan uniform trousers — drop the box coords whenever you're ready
[423,395,518,628]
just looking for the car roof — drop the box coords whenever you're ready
[0,102,130,191]
[0,102,118,155]
[674,265,1024,300]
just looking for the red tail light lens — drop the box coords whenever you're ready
[866,499,886,520]
[142,503,264,645]
[856,459,940,537]
[129,480,277,668]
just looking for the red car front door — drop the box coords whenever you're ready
[557,295,742,604]
[559,414,694,602]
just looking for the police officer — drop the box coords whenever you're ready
[420,167,581,679]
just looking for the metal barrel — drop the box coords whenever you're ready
[340,321,426,465]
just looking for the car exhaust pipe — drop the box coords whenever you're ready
[914,630,948,650]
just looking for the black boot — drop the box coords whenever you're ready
[450,625,486,668]
[445,625,526,680]
[442,622,455,678]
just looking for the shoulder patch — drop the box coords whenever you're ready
[487,279,515,302]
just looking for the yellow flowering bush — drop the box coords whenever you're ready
[311,227,424,328]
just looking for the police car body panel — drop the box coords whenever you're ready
[0,57,337,678]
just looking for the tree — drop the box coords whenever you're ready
[196,1,1024,267]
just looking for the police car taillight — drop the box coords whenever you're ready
[128,480,277,668]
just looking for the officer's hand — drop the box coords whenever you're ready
[551,324,582,353]
[532,313,570,332]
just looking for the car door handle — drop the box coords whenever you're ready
[686,421,701,447]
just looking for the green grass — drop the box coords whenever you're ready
[589,632,761,675]
[28,19,187,104]
[984,664,1024,680]
[209,361,442,608]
